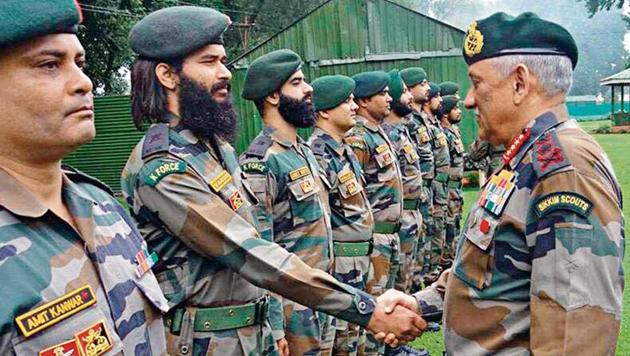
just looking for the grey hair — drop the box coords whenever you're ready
[490,55,573,96]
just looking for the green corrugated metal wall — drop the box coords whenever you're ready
[67,0,477,193]
[63,96,142,192]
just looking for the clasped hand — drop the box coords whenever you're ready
[366,289,426,347]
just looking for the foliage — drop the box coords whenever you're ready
[593,122,614,133]
[578,0,626,16]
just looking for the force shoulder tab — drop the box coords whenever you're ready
[245,134,273,158]
[62,165,114,197]
[142,123,170,159]
[532,130,571,178]
[142,159,188,187]
[241,161,268,174]
[346,138,367,151]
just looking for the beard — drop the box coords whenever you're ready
[178,74,238,143]
[278,94,317,128]
[392,100,412,117]
[431,103,443,116]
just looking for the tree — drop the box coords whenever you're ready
[578,0,626,16]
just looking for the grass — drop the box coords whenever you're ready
[411,130,630,355]
[579,119,612,133]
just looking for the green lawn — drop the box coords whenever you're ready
[578,119,611,133]
[412,132,629,354]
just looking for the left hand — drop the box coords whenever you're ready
[276,337,289,356]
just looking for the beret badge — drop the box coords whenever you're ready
[464,22,484,57]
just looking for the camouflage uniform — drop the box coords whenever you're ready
[443,124,465,260]
[467,140,506,182]
[345,116,403,355]
[122,120,377,356]
[0,166,169,355]
[439,106,624,354]
[307,128,374,356]
[381,122,423,293]
[239,125,335,356]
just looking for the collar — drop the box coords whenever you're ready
[263,125,300,148]
[355,115,380,133]
[312,127,344,156]
[506,104,570,170]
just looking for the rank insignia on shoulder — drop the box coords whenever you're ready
[209,170,233,192]
[75,320,113,356]
[241,161,267,174]
[229,191,244,211]
[16,285,97,338]
[39,338,80,356]
[289,166,310,181]
[144,161,187,187]
[135,246,158,279]
[534,192,593,218]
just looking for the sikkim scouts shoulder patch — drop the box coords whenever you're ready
[534,192,593,218]
[143,159,187,187]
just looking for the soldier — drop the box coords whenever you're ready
[399,68,433,292]
[438,81,460,99]
[122,8,425,356]
[467,139,506,185]
[381,70,423,294]
[438,96,464,261]
[307,75,374,355]
[345,71,403,356]
[0,1,169,354]
[379,11,626,355]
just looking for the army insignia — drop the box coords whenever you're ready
[209,170,233,192]
[417,127,430,143]
[346,181,358,195]
[228,191,244,211]
[477,169,516,216]
[241,161,267,174]
[16,285,97,338]
[338,170,354,184]
[436,133,448,147]
[534,192,593,218]
[75,320,113,356]
[503,128,531,165]
[135,246,158,279]
[299,179,314,193]
[375,144,389,154]
[533,132,569,176]
[347,141,367,151]
[289,166,310,181]
[464,21,484,57]
[39,338,80,356]
[144,161,187,187]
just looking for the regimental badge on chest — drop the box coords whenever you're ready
[477,169,516,216]
[338,169,362,198]
[403,143,419,163]
[417,127,430,143]
[435,132,448,148]
[374,143,394,168]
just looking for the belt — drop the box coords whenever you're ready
[333,240,373,257]
[373,221,401,234]
[448,180,463,189]
[165,297,268,334]
[434,172,449,183]
[403,199,421,210]
[422,179,433,188]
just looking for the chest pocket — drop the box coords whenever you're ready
[287,173,323,225]
[417,127,430,144]
[454,138,465,154]
[337,169,367,217]
[374,144,394,168]
[434,132,448,148]
[402,143,419,164]
[455,206,500,290]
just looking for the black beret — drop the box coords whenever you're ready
[242,49,303,101]
[400,67,428,87]
[312,75,356,111]
[388,69,405,102]
[463,12,578,69]
[130,6,231,60]
[0,0,82,49]
[442,95,459,114]
[439,82,460,96]
[427,82,441,100]
[352,71,390,99]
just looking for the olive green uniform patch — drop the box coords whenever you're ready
[534,192,593,218]
[143,160,187,187]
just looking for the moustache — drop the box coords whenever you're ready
[211,80,231,94]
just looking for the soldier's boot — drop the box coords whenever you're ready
[384,345,430,356]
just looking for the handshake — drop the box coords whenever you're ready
[366,289,427,347]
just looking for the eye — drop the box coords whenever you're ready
[77,60,87,71]
[39,60,59,71]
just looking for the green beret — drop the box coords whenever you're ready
[439,82,460,96]
[130,6,231,60]
[0,0,82,49]
[352,71,390,99]
[312,75,355,111]
[388,69,405,102]
[427,82,441,99]
[442,95,459,114]
[242,49,302,101]
[463,12,578,69]
[400,67,428,87]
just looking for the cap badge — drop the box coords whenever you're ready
[464,22,484,57]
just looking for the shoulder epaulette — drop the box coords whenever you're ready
[532,130,571,178]
[62,165,114,197]
[309,139,327,156]
[142,124,170,159]
[245,134,273,158]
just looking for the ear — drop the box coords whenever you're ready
[512,63,530,105]
[265,91,281,106]
[319,109,331,120]
[357,98,369,109]
[155,62,180,91]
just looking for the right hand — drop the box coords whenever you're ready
[276,337,289,356]
[366,294,426,345]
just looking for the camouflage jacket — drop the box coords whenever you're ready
[307,127,374,244]
[442,105,625,355]
[443,124,465,180]
[381,121,424,201]
[345,116,403,223]
[0,166,168,355]
[404,111,435,180]
[467,140,506,176]
[425,113,450,175]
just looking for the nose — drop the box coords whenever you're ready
[304,82,313,95]
[218,63,232,81]
[71,64,93,95]
[385,93,392,103]
[464,88,475,109]
[351,100,359,111]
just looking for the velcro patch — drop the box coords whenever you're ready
[534,192,593,218]
[289,166,310,181]
[209,170,233,192]
[75,320,113,356]
[39,338,80,356]
[144,161,187,187]
[229,191,244,211]
[241,161,267,174]
[16,285,97,338]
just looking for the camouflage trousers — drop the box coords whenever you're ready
[430,180,448,267]
[284,299,335,355]
[444,187,463,260]
[165,306,278,356]
[332,255,371,355]
[395,209,422,293]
